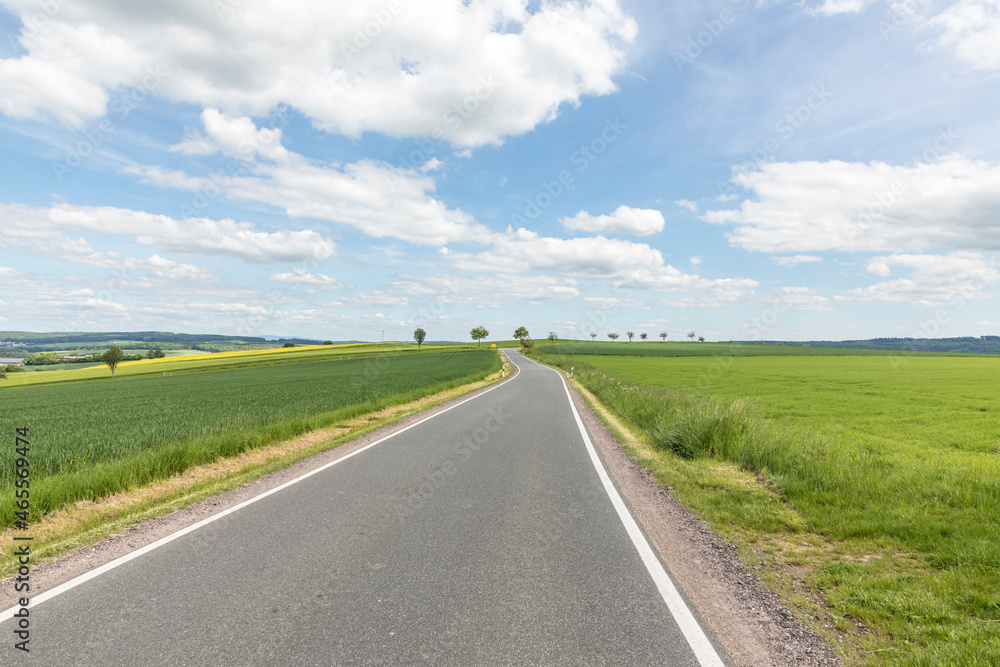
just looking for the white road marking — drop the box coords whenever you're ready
[0,367,516,623]
[505,351,727,667]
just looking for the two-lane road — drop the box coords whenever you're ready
[2,351,728,665]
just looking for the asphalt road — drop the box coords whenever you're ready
[2,351,727,666]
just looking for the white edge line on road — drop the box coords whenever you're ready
[1,364,517,624]
[506,351,726,667]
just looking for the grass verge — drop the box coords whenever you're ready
[542,354,1000,666]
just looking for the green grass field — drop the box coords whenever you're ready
[542,351,1000,665]
[1,349,498,526]
[0,342,484,388]
[577,354,1000,456]
[539,340,981,357]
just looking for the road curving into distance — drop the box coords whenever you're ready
[2,350,728,666]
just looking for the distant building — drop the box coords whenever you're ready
[0,358,24,366]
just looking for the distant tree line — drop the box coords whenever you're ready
[0,331,330,356]
[23,350,147,365]
[0,331,272,345]
[776,337,1000,354]
[0,364,26,378]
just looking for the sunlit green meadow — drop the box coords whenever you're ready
[543,351,1000,665]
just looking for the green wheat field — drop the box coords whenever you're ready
[0,349,498,526]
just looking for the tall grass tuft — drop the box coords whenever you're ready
[563,360,788,464]
[652,397,762,459]
[545,358,871,508]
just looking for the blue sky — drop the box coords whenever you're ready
[0,0,998,343]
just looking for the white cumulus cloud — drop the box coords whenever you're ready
[770,286,833,311]
[774,255,822,267]
[0,0,636,146]
[269,268,343,290]
[560,205,665,236]
[0,202,336,263]
[656,277,760,307]
[134,111,485,246]
[809,0,875,16]
[446,227,665,276]
[396,273,580,304]
[441,226,759,307]
[702,154,1000,254]
[851,252,1000,306]
[928,0,1000,71]
[171,109,289,162]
